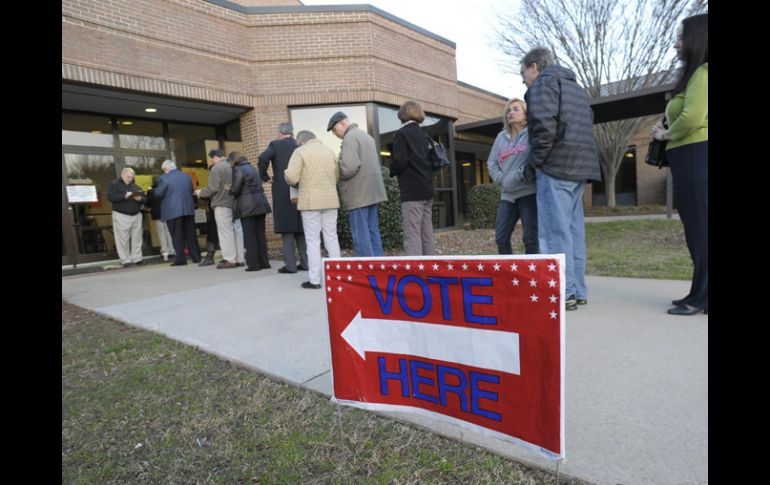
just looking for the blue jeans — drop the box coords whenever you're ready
[536,171,587,300]
[348,204,384,257]
[495,194,539,254]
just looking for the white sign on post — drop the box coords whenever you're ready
[66,185,98,203]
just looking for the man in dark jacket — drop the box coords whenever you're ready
[521,47,601,311]
[258,122,308,273]
[106,167,146,267]
[154,160,201,266]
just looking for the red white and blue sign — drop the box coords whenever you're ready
[324,255,565,458]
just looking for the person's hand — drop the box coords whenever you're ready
[290,197,298,205]
[651,121,671,141]
[125,191,133,199]
[132,194,143,201]
[194,189,201,197]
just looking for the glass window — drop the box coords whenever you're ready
[168,123,217,166]
[62,112,114,147]
[225,119,242,142]
[117,118,165,150]
[124,156,166,191]
[290,105,368,158]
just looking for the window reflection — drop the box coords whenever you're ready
[169,123,217,166]
[64,153,117,254]
[117,118,165,150]
[290,105,368,158]
[62,112,114,147]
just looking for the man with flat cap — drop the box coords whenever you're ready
[327,111,387,257]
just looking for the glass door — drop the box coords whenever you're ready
[62,152,118,264]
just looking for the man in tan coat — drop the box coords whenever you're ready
[284,130,341,289]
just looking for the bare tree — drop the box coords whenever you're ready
[495,0,706,207]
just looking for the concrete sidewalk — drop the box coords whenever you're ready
[62,262,707,485]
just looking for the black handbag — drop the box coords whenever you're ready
[645,117,669,169]
[426,135,450,171]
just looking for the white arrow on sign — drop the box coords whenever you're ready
[341,311,520,375]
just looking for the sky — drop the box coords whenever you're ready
[300,0,526,101]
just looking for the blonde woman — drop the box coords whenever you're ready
[486,98,538,255]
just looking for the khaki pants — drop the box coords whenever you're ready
[112,211,144,264]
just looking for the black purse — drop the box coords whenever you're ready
[645,117,669,169]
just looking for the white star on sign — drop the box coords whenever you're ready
[432,263,439,270]
[493,263,500,271]
[418,263,425,270]
[327,275,331,280]
[336,264,341,269]
[528,263,536,271]
[346,264,351,270]
[530,294,539,302]
[548,279,557,288]
[336,275,342,281]
[550,311,557,319]
[327,286,331,292]
[357,264,362,270]
[392,263,399,270]
[510,263,518,271]
[328,297,333,303]
[447,263,454,270]
[512,278,519,286]
[326,264,330,269]
[549,295,558,304]
[346,275,353,281]
[529,279,537,287]
[405,263,411,270]
[380,264,386,270]
[369,264,374,269]
[477,263,485,271]
[462,263,469,270]
[337,286,343,292]
[548,263,556,271]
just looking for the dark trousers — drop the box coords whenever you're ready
[669,141,708,309]
[281,232,307,271]
[242,215,270,270]
[495,194,539,254]
[167,215,201,264]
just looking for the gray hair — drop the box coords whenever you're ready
[521,47,554,72]
[161,160,177,171]
[296,130,316,145]
[278,122,293,135]
[121,167,136,176]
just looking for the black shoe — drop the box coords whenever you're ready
[301,281,321,289]
[576,298,587,305]
[667,304,706,316]
[278,266,297,274]
[565,295,578,311]
[297,265,309,271]
[134,260,144,266]
[245,267,261,272]
[122,263,133,268]
[672,297,690,306]
[199,257,215,267]
[170,261,187,266]
[236,262,245,267]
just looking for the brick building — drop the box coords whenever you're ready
[62,0,508,266]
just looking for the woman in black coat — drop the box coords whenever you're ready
[228,152,272,271]
[389,100,436,255]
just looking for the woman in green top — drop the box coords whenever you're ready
[651,13,708,316]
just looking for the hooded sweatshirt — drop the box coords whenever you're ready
[487,128,536,202]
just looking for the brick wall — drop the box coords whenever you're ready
[633,116,668,205]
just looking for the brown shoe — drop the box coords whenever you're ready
[216,261,238,269]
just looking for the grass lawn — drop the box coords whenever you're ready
[62,302,583,485]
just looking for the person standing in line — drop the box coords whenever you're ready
[155,160,201,265]
[389,100,436,256]
[106,167,146,267]
[229,152,272,272]
[258,122,308,273]
[196,162,220,267]
[521,47,601,310]
[145,175,175,261]
[651,13,708,316]
[195,148,245,269]
[487,98,538,255]
[327,111,387,257]
[284,130,341,289]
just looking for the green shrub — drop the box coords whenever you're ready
[467,183,501,229]
[337,166,403,250]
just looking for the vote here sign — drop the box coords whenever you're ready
[324,255,565,458]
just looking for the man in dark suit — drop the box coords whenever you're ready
[154,160,201,266]
[258,122,308,274]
